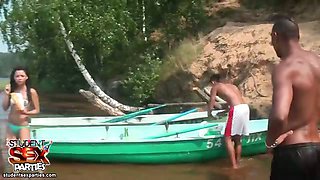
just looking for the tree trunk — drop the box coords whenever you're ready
[58,20,141,112]
[79,89,124,116]
[142,0,147,41]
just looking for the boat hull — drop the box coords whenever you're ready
[31,119,268,164]
[44,132,266,164]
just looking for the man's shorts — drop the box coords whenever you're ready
[224,104,250,137]
[270,142,320,180]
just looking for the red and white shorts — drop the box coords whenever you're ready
[224,104,250,137]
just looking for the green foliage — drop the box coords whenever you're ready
[0,0,210,104]
[145,0,208,47]
[0,52,25,77]
[0,0,140,92]
[121,52,162,105]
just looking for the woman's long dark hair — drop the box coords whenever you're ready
[9,66,32,103]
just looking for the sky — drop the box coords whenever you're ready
[0,9,8,54]
[0,5,9,53]
[0,18,8,52]
[0,30,8,52]
[0,23,8,53]
[0,39,8,52]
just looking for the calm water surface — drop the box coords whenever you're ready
[0,91,272,180]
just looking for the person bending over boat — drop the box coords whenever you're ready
[2,66,40,140]
[207,74,250,169]
[266,15,320,180]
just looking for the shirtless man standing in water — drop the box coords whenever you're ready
[266,16,320,179]
[208,74,250,169]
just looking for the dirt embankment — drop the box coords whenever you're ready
[155,20,320,119]
[154,0,320,118]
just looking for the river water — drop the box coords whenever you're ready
[0,91,272,180]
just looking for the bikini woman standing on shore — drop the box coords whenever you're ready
[2,66,40,140]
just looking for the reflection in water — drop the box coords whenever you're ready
[1,93,272,180]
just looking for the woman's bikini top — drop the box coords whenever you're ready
[10,92,30,109]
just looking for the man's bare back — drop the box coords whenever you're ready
[213,83,245,107]
[275,50,320,145]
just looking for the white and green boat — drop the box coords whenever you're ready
[30,119,268,164]
[30,109,226,127]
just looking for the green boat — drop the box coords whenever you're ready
[30,119,268,164]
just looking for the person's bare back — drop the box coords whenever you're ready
[215,83,245,106]
[278,50,320,145]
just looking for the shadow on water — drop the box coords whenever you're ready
[0,91,272,180]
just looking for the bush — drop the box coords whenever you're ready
[121,52,162,105]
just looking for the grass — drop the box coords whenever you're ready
[159,38,204,81]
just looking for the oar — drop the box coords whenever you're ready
[151,108,198,126]
[102,104,167,123]
[144,123,219,139]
